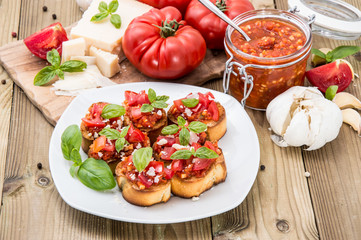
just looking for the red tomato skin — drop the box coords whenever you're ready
[185,0,254,49]
[138,0,191,14]
[122,7,207,80]
[24,22,68,59]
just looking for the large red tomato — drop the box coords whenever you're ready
[138,0,191,14]
[122,7,207,80]
[185,0,254,49]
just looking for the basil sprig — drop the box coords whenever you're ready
[181,98,199,108]
[133,147,153,172]
[161,116,207,146]
[91,0,121,29]
[34,49,87,86]
[140,88,169,113]
[99,126,130,152]
[311,45,360,64]
[101,104,125,119]
[61,125,116,190]
[325,85,338,101]
[170,147,219,160]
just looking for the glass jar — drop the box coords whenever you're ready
[224,9,312,110]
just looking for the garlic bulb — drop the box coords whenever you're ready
[76,0,93,12]
[266,86,342,150]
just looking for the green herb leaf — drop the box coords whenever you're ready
[148,88,156,103]
[59,60,87,72]
[101,104,125,119]
[56,69,64,79]
[110,14,121,29]
[98,1,108,12]
[108,0,119,13]
[34,66,57,86]
[195,147,219,159]
[70,148,82,165]
[115,137,125,152]
[330,45,361,62]
[325,85,338,100]
[181,98,199,108]
[170,149,193,160]
[325,51,333,63]
[133,147,153,172]
[161,124,179,135]
[311,48,327,60]
[152,101,168,109]
[91,11,109,22]
[179,127,190,146]
[61,125,82,161]
[47,49,61,67]
[119,125,130,138]
[188,121,207,133]
[99,128,121,140]
[77,158,116,190]
[70,163,78,178]
[141,104,154,113]
[156,95,169,102]
[177,116,186,127]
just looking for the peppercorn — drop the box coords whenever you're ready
[52,14,57,20]
[260,165,265,171]
[1,80,6,85]
[37,163,43,170]
[11,32,17,38]
[42,6,48,12]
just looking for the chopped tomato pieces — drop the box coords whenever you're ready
[91,135,107,153]
[126,124,146,143]
[161,147,177,160]
[171,160,184,172]
[138,172,153,188]
[208,101,219,121]
[192,158,213,171]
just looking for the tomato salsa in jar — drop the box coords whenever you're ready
[224,9,312,109]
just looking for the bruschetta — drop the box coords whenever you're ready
[167,92,226,141]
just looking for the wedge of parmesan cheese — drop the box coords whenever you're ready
[89,46,120,78]
[70,56,96,65]
[61,38,86,63]
[70,0,152,53]
[52,65,115,96]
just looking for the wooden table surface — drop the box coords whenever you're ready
[1,0,361,239]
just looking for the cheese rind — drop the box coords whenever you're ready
[61,38,86,63]
[70,56,96,65]
[70,0,152,52]
[89,46,120,78]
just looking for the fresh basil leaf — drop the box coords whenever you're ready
[55,69,64,79]
[161,124,179,135]
[148,88,156,103]
[108,0,119,13]
[151,101,168,109]
[119,125,130,138]
[195,147,219,159]
[70,163,78,178]
[330,45,360,62]
[101,104,125,119]
[46,49,61,67]
[156,95,169,102]
[70,148,82,165]
[177,116,186,127]
[115,138,125,152]
[188,121,207,133]
[141,104,154,113]
[179,127,190,146]
[182,98,199,108]
[91,11,109,22]
[99,128,121,140]
[133,147,153,172]
[61,125,82,161]
[110,14,121,29]
[59,60,87,72]
[98,1,108,12]
[34,66,57,86]
[170,149,193,160]
[325,51,333,63]
[77,158,116,190]
[325,85,338,100]
[311,48,326,60]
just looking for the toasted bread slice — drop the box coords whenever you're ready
[170,152,227,198]
[168,102,226,142]
[115,172,171,206]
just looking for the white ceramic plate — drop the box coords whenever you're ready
[49,82,260,224]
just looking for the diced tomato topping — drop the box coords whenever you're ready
[164,168,174,179]
[146,161,164,173]
[198,92,211,107]
[208,101,219,121]
[102,141,115,152]
[192,158,213,171]
[91,135,107,153]
[160,147,177,160]
[204,141,216,152]
[173,99,185,112]
[156,136,177,147]
[138,172,153,188]
[130,107,143,120]
[81,118,106,128]
[81,102,107,127]
[126,124,146,143]
[171,160,184,172]
[136,90,150,105]
[191,142,202,151]
[125,90,150,106]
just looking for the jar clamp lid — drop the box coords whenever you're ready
[288,0,361,40]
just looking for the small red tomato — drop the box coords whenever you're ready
[24,22,68,59]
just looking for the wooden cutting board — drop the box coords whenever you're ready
[0,40,227,126]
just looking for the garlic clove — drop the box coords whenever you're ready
[283,109,314,147]
[341,108,361,134]
[333,92,361,109]
[270,134,289,147]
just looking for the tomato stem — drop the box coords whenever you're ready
[154,19,183,38]
[216,0,227,12]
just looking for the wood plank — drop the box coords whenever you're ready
[0,0,21,213]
